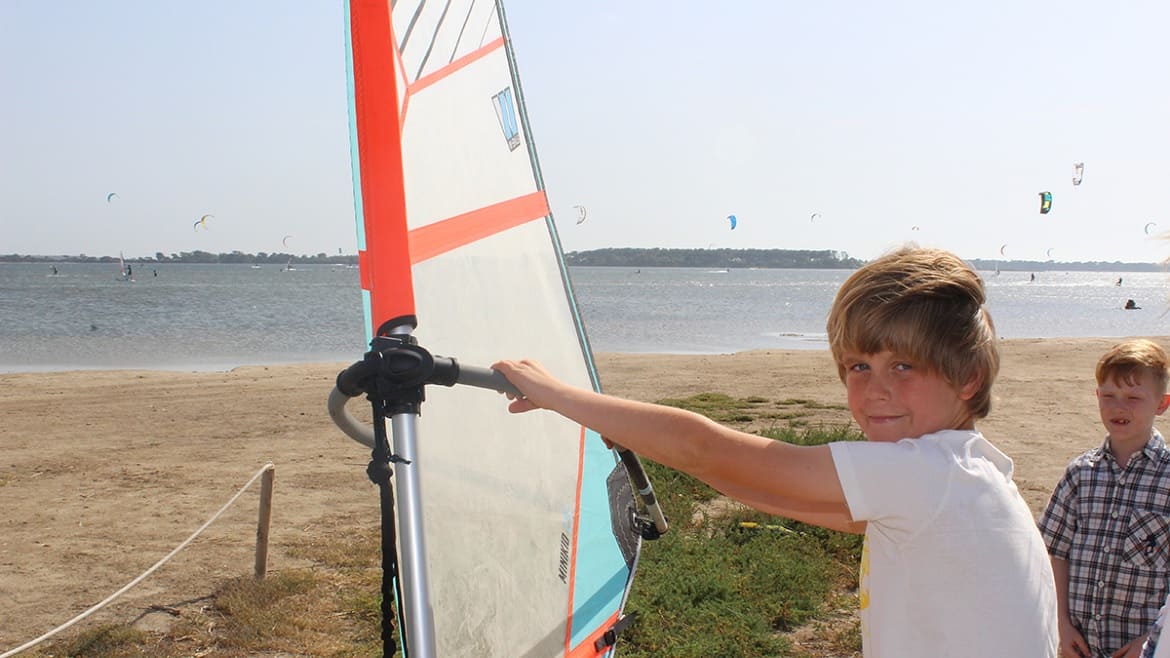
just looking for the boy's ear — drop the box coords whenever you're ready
[1158,394,1170,416]
[958,376,982,401]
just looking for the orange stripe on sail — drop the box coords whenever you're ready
[399,92,410,134]
[566,612,622,658]
[407,191,549,264]
[563,424,588,655]
[410,36,505,96]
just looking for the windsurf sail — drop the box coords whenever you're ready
[116,251,132,281]
[342,2,657,656]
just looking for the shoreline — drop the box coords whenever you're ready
[0,332,1149,376]
[0,336,1164,646]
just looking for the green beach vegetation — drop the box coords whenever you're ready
[26,394,864,658]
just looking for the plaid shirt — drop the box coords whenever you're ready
[1039,431,1170,657]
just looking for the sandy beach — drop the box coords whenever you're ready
[0,336,1158,648]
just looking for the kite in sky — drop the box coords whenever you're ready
[1039,191,1053,214]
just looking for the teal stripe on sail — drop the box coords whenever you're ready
[571,428,631,649]
[341,0,374,344]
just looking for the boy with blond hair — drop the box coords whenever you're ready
[1040,339,1170,658]
[494,246,1058,657]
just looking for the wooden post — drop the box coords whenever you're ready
[254,463,275,579]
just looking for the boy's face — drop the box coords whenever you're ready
[1096,371,1170,446]
[841,350,978,443]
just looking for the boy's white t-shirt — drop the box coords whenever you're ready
[829,429,1058,658]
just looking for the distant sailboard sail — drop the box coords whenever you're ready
[116,251,132,281]
[342,1,657,656]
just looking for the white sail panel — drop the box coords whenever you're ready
[410,227,629,657]
[401,42,533,230]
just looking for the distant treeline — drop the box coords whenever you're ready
[2,249,1164,272]
[0,251,359,265]
[564,248,864,269]
[564,248,1165,272]
[966,259,1164,273]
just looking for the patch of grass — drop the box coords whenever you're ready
[659,392,766,422]
[660,392,851,432]
[778,398,848,411]
[619,424,865,657]
[37,558,384,658]
[761,424,862,447]
[57,625,152,657]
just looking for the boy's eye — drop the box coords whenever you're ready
[893,362,913,372]
[847,362,869,373]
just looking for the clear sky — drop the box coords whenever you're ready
[3,1,1169,263]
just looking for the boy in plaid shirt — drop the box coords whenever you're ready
[1039,339,1170,658]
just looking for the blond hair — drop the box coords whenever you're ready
[826,246,999,419]
[1096,339,1170,394]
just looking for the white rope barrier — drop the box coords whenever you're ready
[0,462,276,658]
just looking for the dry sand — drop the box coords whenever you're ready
[0,337,1156,648]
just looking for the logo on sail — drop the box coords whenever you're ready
[492,87,522,151]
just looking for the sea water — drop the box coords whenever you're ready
[1,262,1167,372]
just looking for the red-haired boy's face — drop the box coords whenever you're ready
[1097,371,1170,447]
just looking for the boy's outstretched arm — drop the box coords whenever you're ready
[493,359,855,529]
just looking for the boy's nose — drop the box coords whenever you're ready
[865,374,891,399]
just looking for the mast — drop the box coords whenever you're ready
[344,1,435,655]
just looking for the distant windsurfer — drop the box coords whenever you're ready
[50,265,57,275]
[1116,277,1123,287]
[126,264,132,277]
